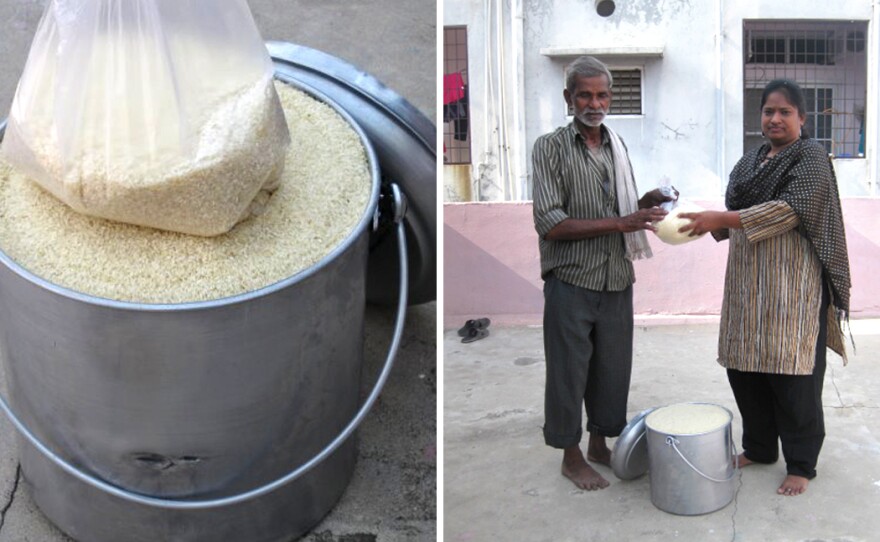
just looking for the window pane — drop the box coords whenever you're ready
[748,37,786,63]
[744,89,763,134]
[610,68,642,115]
[744,134,764,153]
[443,26,471,165]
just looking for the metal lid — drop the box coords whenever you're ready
[268,41,436,306]
[611,407,656,480]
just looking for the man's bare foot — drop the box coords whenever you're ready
[733,453,753,469]
[586,433,612,466]
[777,475,808,496]
[562,446,609,490]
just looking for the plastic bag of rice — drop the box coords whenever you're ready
[0,0,290,236]
[652,181,706,245]
[0,82,371,304]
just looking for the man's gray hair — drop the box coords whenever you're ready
[564,56,613,94]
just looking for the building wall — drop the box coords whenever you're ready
[443,0,880,325]
[444,199,880,327]
[444,0,879,200]
[524,0,726,199]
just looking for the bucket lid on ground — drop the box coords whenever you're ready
[611,407,655,480]
[268,42,436,306]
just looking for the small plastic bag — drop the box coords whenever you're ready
[652,177,706,245]
[1,0,290,236]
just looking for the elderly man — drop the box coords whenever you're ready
[532,55,670,490]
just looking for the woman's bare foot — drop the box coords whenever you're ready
[586,433,612,466]
[562,446,609,490]
[733,453,753,469]
[777,475,809,496]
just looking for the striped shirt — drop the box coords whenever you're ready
[532,123,634,292]
[716,201,844,375]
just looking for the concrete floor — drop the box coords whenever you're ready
[444,320,880,542]
[0,1,436,541]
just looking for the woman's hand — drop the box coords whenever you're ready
[677,210,738,236]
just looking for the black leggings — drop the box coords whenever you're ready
[726,282,830,479]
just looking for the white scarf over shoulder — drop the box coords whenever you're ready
[605,126,652,260]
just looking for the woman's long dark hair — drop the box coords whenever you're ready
[761,79,810,139]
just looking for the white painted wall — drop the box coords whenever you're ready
[443,0,879,201]
[444,0,519,201]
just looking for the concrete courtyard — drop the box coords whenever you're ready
[444,319,880,542]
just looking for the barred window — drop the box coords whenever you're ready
[609,69,642,115]
[566,67,643,116]
[751,38,786,64]
[443,26,471,165]
[743,20,868,158]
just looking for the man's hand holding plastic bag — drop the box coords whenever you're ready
[650,178,707,245]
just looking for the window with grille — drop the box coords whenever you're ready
[566,67,643,116]
[804,88,834,153]
[443,26,470,165]
[743,20,868,158]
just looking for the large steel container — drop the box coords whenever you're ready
[645,403,737,515]
[0,49,422,541]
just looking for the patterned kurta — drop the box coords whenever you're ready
[716,141,847,375]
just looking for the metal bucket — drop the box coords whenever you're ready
[645,403,737,515]
[0,74,411,541]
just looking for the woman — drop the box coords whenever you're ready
[679,79,851,497]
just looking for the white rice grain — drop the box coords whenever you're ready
[0,82,371,304]
[646,403,730,435]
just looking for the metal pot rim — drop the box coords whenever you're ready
[266,42,436,305]
[644,402,734,436]
[0,76,381,312]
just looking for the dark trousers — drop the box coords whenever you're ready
[542,275,633,449]
[726,283,830,479]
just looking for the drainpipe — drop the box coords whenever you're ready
[715,0,725,195]
[480,0,492,201]
[869,0,879,195]
[510,0,528,200]
[495,0,510,200]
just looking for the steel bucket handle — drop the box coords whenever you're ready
[0,182,410,510]
[664,431,739,483]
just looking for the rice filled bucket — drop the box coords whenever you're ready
[644,402,737,515]
[0,43,431,541]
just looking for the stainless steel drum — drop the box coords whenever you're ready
[0,43,432,542]
[645,403,737,516]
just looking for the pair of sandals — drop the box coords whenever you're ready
[457,318,490,343]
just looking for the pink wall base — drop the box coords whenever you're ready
[444,200,880,328]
